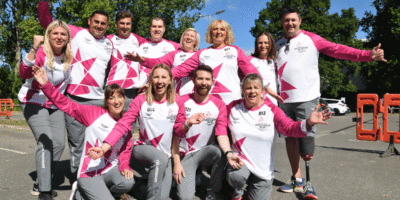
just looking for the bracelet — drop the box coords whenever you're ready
[184,120,192,128]
[32,46,39,52]
[100,146,105,154]
[224,151,233,157]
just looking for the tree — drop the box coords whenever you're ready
[0,0,44,100]
[54,0,204,42]
[251,0,364,97]
[360,0,400,95]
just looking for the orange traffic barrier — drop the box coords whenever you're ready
[380,94,400,143]
[355,94,380,141]
[0,99,14,117]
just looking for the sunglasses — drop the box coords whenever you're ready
[284,39,291,54]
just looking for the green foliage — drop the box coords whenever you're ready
[251,0,363,97]
[360,0,400,95]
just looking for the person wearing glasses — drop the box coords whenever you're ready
[276,7,386,199]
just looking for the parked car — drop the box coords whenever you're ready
[318,98,332,113]
[321,98,350,116]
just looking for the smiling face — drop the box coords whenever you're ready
[116,17,132,38]
[151,68,172,99]
[193,70,213,97]
[49,26,69,54]
[242,79,264,109]
[150,19,165,42]
[282,12,302,38]
[88,14,109,39]
[181,30,197,52]
[106,91,125,118]
[256,34,270,58]
[211,22,227,46]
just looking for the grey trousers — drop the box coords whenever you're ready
[176,145,223,200]
[65,94,104,174]
[21,103,65,192]
[131,144,172,200]
[227,164,273,200]
[75,165,134,200]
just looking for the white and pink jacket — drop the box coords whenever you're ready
[40,81,132,178]
[106,33,147,89]
[39,1,113,100]
[275,30,372,103]
[18,47,71,109]
[141,49,196,96]
[136,39,180,87]
[104,95,179,157]
[249,56,278,106]
[227,98,312,180]
[171,45,260,105]
[174,94,227,156]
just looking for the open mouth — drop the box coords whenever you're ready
[155,85,165,92]
[247,94,257,100]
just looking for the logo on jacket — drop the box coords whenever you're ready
[166,108,176,123]
[255,117,270,131]
[224,51,235,59]
[143,46,149,53]
[294,42,308,53]
[203,111,216,126]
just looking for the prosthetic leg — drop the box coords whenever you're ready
[298,136,318,199]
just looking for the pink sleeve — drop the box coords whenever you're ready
[19,48,46,79]
[104,95,144,146]
[118,133,133,172]
[173,96,189,138]
[171,49,203,79]
[303,30,373,62]
[142,50,178,68]
[41,81,104,127]
[38,0,53,29]
[132,33,147,46]
[234,46,261,76]
[269,100,306,138]
[211,96,228,136]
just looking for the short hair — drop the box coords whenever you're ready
[282,7,301,19]
[103,83,125,115]
[146,64,176,105]
[193,65,213,80]
[241,73,264,90]
[151,17,165,27]
[251,32,277,60]
[180,28,200,51]
[90,10,109,20]
[116,10,132,22]
[205,19,235,45]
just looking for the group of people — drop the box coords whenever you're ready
[19,1,386,200]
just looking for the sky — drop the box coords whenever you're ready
[192,0,376,54]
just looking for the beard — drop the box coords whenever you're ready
[195,86,211,96]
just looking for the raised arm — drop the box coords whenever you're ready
[38,0,54,29]
[125,50,177,68]
[171,50,202,79]
[20,36,45,79]
[235,46,261,76]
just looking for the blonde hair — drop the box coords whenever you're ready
[43,20,73,72]
[205,19,235,45]
[146,64,176,105]
[179,28,200,51]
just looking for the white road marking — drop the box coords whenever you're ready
[0,147,27,155]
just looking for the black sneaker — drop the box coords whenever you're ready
[38,192,53,200]
[31,183,58,197]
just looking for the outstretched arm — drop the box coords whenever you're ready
[38,0,54,29]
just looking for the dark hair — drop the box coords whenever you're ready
[193,65,213,80]
[116,10,132,22]
[151,17,165,27]
[282,7,301,19]
[90,10,109,20]
[103,83,125,110]
[251,32,277,60]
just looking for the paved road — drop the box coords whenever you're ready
[1,113,399,199]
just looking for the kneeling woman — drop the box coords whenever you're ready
[226,74,331,200]
[89,64,179,200]
[32,67,134,200]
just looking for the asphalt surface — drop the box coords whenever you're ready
[1,112,399,200]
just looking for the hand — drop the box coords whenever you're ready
[124,52,145,63]
[371,43,387,62]
[264,86,284,103]
[32,66,48,86]
[173,163,185,184]
[33,35,44,50]
[227,153,243,170]
[138,83,148,95]
[121,169,134,180]
[87,147,104,160]
[307,105,332,127]
[187,113,205,126]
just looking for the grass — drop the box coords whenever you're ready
[0,118,29,127]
